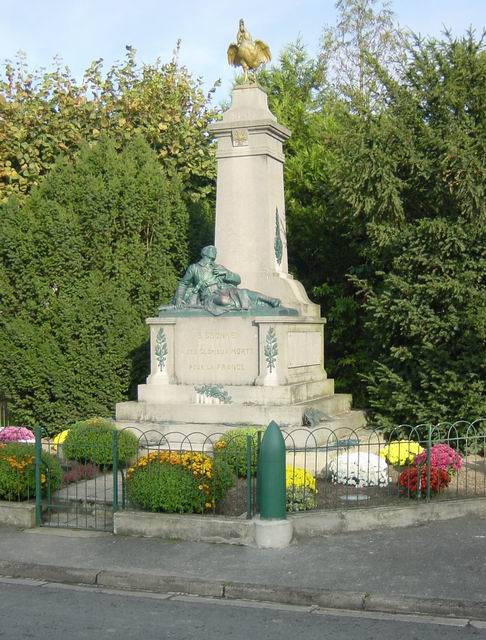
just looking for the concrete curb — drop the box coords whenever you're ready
[1,559,485,621]
[0,560,98,585]
[114,511,255,546]
[4,499,486,542]
[290,498,486,537]
[114,500,486,546]
[0,501,35,528]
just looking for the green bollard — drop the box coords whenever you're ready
[258,420,286,520]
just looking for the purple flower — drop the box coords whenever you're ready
[0,426,35,442]
[414,443,463,472]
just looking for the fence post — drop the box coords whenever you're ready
[256,430,262,513]
[426,425,432,502]
[246,435,253,519]
[34,427,42,527]
[112,430,119,512]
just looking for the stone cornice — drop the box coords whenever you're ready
[209,118,291,142]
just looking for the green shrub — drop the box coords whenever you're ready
[125,450,234,513]
[0,443,62,500]
[63,418,138,467]
[0,135,190,433]
[211,453,236,499]
[127,460,207,513]
[214,428,263,477]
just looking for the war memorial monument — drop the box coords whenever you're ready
[116,21,364,437]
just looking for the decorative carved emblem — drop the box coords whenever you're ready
[274,207,283,265]
[195,384,233,404]
[232,128,249,147]
[155,328,168,372]
[264,327,278,372]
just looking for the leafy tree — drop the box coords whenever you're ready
[320,0,407,102]
[0,44,219,204]
[336,31,486,433]
[259,28,486,429]
[0,135,188,432]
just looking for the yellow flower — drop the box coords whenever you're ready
[379,441,423,466]
[52,430,70,446]
[286,466,316,492]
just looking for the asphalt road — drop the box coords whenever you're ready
[0,579,485,640]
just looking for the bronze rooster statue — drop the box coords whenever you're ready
[227,19,271,83]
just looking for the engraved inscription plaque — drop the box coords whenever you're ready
[287,331,322,368]
[175,317,258,384]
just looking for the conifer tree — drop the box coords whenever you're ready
[0,135,188,431]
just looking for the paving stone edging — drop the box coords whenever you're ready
[0,559,485,621]
[0,502,35,528]
[114,499,486,544]
[3,499,486,545]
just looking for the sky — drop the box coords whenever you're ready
[1,0,485,102]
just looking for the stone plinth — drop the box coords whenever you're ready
[209,85,319,318]
[115,315,357,428]
[145,315,326,387]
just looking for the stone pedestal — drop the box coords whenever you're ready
[209,85,319,318]
[116,315,351,428]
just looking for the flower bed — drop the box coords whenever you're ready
[399,465,451,497]
[0,442,62,500]
[379,440,423,466]
[414,443,463,473]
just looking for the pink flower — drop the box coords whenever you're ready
[414,443,463,472]
[0,426,35,442]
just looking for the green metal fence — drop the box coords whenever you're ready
[1,418,485,532]
[282,419,486,511]
[30,427,258,531]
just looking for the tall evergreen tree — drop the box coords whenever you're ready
[336,31,486,433]
[0,135,188,432]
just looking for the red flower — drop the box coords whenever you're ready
[399,466,450,497]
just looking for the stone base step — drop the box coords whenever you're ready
[116,393,353,427]
[138,378,335,406]
[116,410,368,451]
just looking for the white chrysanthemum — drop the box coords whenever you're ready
[328,451,389,487]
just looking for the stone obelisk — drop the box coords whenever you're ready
[209,85,319,318]
[115,26,365,439]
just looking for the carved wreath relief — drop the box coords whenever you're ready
[195,384,233,404]
[232,128,249,147]
[274,207,283,266]
[155,328,168,372]
[264,327,278,373]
